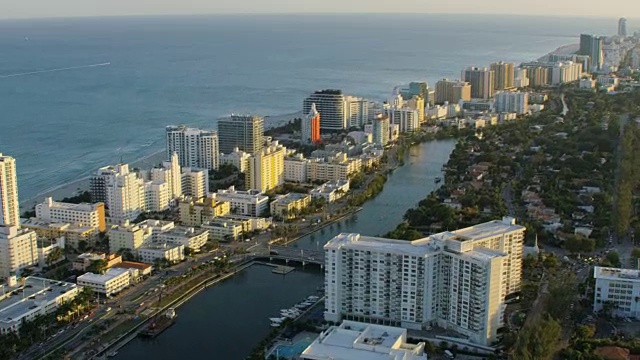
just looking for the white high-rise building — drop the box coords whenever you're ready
[181,167,209,199]
[165,125,219,170]
[150,152,183,201]
[105,164,145,222]
[219,148,250,173]
[514,68,530,88]
[551,61,583,85]
[144,181,170,212]
[384,107,420,133]
[324,217,524,346]
[372,115,390,146]
[495,92,529,115]
[345,97,370,129]
[0,225,38,278]
[0,154,20,227]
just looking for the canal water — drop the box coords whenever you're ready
[114,139,456,360]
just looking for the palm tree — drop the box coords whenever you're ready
[46,247,64,266]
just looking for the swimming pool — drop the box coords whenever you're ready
[267,336,315,359]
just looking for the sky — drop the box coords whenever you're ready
[0,0,637,19]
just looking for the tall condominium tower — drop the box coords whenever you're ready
[301,103,321,145]
[490,62,515,90]
[246,141,286,192]
[217,115,264,155]
[0,153,20,227]
[372,115,390,146]
[434,79,471,104]
[303,90,347,131]
[579,34,604,72]
[165,125,219,170]
[324,217,525,346]
[619,18,627,37]
[461,67,495,100]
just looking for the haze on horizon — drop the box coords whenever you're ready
[0,0,636,20]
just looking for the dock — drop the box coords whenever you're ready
[272,265,295,274]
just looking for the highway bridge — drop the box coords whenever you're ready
[261,246,325,266]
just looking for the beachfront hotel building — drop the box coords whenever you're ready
[246,141,286,192]
[0,153,20,227]
[0,225,38,278]
[35,197,106,232]
[299,320,427,360]
[435,79,471,105]
[165,125,219,170]
[301,103,321,145]
[462,67,495,100]
[104,164,145,222]
[490,62,515,90]
[211,186,269,217]
[217,115,264,155]
[593,267,640,319]
[303,90,348,131]
[324,217,525,346]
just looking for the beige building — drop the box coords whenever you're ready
[490,61,515,90]
[435,79,471,104]
[108,221,152,252]
[219,147,250,173]
[0,154,20,227]
[246,141,286,192]
[270,193,311,220]
[178,196,230,227]
[0,225,38,277]
[22,218,99,250]
[181,167,209,199]
[35,197,106,232]
[137,242,184,264]
[73,252,122,271]
[307,155,361,183]
[202,219,243,242]
[156,226,209,252]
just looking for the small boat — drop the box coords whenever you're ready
[307,296,320,301]
[270,317,285,326]
[107,351,118,358]
[434,177,442,184]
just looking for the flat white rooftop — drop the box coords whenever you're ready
[324,233,441,257]
[443,217,523,241]
[77,267,129,283]
[300,320,426,360]
[595,266,640,282]
[0,277,77,325]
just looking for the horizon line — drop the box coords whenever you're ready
[0,11,635,22]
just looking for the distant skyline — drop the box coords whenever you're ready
[0,0,637,20]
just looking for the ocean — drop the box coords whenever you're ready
[0,14,623,201]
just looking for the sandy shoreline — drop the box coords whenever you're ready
[19,111,303,212]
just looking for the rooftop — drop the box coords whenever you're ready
[112,261,152,271]
[440,217,523,242]
[39,197,100,212]
[0,277,78,325]
[77,267,130,283]
[138,241,183,251]
[273,193,311,205]
[595,266,640,281]
[300,320,426,360]
[22,218,95,233]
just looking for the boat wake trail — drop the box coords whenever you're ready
[0,62,111,79]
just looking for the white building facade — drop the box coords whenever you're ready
[0,154,20,227]
[495,92,529,115]
[0,226,38,278]
[593,267,640,319]
[324,217,524,346]
[212,186,269,217]
[181,167,209,199]
[165,125,219,170]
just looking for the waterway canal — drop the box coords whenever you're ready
[114,139,456,360]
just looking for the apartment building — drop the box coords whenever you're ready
[0,225,38,278]
[136,242,185,264]
[155,226,209,252]
[219,147,250,173]
[246,141,286,192]
[284,154,310,183]
[178,196,230,227]
[324,217,524,346]
[22,218,98,250]
[270,193,311,220]
[181,167,209,199]
[165,125,219,170]
[212,186,269,217]
[0,154,20,227]
[108,221,153,252]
